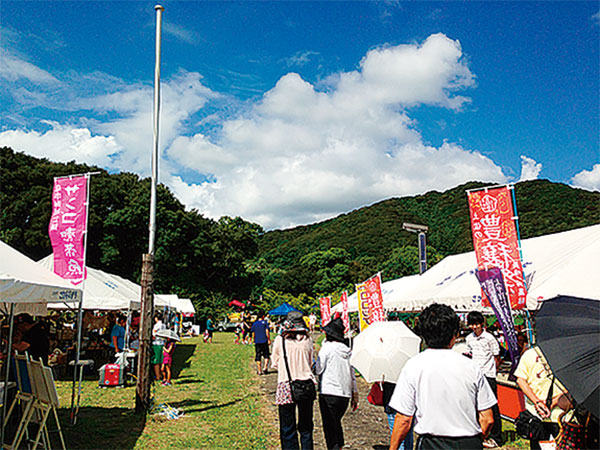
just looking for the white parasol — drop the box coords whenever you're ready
[350,321,421,383]
[155,328,181,342]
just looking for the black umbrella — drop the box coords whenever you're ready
[535,295,600,419]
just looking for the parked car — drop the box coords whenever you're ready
[216,318,239,332]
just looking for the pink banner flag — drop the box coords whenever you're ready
[467,185,527,309]
[365,273,385,324]
[340,291,350,335]
[48,176,89,285]
[319,296,331,327]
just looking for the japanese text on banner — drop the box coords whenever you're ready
[48,176,88,285]
[319,296,331,327]
[340,291,350,336]
[356,273,385,331]
[356,282,370,331]
[476,268,521,368]
[467,186,527,309]
[365,273,385,324]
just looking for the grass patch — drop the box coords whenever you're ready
[53,333,278,449]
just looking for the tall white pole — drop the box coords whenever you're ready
[136,4,163,412]
[148,4,163,255]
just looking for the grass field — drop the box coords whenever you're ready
[45,332,527,449]
[54,333,278,449]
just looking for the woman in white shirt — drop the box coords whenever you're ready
[315,317,358,450]
[271,311,316,450]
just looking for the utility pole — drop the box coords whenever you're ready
[402,222,429,274]
[136,4,163,413]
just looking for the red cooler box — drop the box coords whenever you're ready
[99,363,124,387]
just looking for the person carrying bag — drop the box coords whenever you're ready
[271,311,316,450]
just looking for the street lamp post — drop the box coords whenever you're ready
[402,222,429,274]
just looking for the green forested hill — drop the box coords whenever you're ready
[257,180,600,296]
[2,146,598,313]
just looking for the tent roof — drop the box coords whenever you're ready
[174,298,195,315]
[268,302,300,316]
[0,240,82,304]
[39,254,139,311]
[334,224,600,313]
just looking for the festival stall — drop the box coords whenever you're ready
[0,240,82,443]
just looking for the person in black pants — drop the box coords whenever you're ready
[315,318,358,450]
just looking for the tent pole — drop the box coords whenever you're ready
[70,297,84,425]
[1,304,15,446]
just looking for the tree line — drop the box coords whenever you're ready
[2,146,599,317]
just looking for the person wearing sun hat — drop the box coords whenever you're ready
[315,317,358,450]
[271,311,316,450]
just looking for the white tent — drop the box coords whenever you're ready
[0,240,82,438]
[172,297,195,315]
[334,224,600,313]
[0,241,82,305]
[38,255,139,311]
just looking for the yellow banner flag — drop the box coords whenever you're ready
[356,281,370,331]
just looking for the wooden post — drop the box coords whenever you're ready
[135,253,154,413]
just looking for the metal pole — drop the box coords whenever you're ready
[148,4,163,256]
[417,231,427,274]
[1,304,15,446]
[70,173,92,425]
[136,4,163,413]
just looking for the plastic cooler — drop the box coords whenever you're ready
[98,363,124,387]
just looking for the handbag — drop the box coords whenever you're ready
[516,410,547,441]
[367,382,384,406]
[516,376,555,441]
[556,411,588,450]
[282,339,316,403]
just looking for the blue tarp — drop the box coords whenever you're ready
[268,302,301,316]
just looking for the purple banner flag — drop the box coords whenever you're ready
[475,267,521,369]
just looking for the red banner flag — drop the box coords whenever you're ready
[319,296,331,327]
[365,273,385,323]
[340,291,350,335]
[467,185,527,309]
[357,273,385,330]
[48,175,89,285]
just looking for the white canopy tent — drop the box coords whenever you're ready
[172,297,195,315]
[0,240,82,440]
[38,255,139,311]
[334,224,600,313]
[0,241,82,307]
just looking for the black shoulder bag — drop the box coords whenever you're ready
[282,338,316,403]
[515,376,555,441]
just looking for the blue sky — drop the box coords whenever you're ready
[1,1,598,229]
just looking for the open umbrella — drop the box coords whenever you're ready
[155,329,181,342]
[350,321,421,383]
[535,295,600,419]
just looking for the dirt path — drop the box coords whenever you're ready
[255,333,523,450]
[258,367,391,450]
[255,332,392,450]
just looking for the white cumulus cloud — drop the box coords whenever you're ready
[571,164,600,192]
[2,33,510,229]
[519,155,542,181]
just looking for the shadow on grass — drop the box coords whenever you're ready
[57,406,145,449]
[174,378,204,385]
[174,392,261,414]
[171,343,196,379]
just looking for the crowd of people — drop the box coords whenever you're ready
[226,304,593,450]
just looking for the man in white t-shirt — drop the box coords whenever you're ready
[466,311,502,448]
[389,304,496,450]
